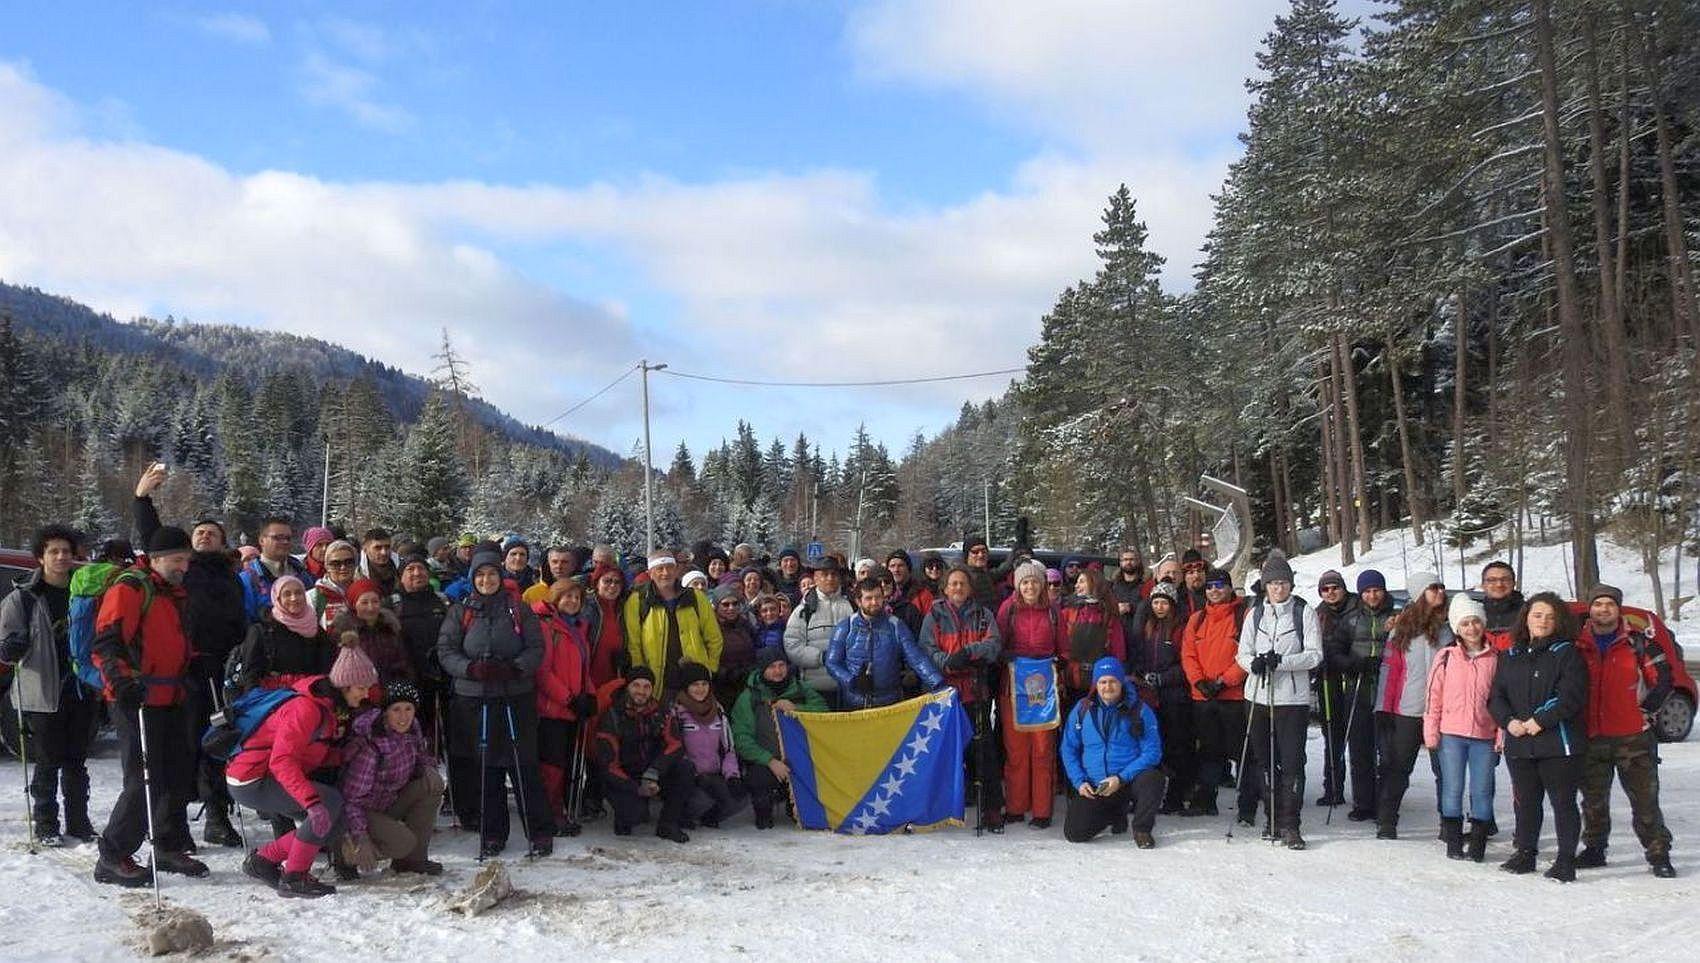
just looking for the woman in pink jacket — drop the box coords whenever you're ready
[1423,594,1501,863]
[996,562,1061,829]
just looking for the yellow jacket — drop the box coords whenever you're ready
[622,583,723,682]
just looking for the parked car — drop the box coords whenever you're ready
[1565,601,1696,743]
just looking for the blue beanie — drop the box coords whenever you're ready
[1356,569,1387,593]
[1090,656,1126,688]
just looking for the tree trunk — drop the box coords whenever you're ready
[1637,12,1699,345]
[1317,359,1340,545]
[1581,16,1634,469]
[1452,289,1469,515]
[1336,332,1373,554]
[1326,348,1356,565]
[1386,334,1426,545]
[1535,0,1600,589]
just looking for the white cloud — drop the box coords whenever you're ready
[848,0,1286,151]
[298,51,411,132]
[194,12,271,45]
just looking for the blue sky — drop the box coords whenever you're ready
[0,1,1377,462]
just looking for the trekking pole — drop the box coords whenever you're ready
[437,695,455,819]
[1322,675,1339,826]
[1341,671,1364,816]
[504,703,540,856]
[1265,656,1277,844]
[565,722,585,823]
[476,703,489,862]
[1225,692,1257,842]
[17,700,35,855]
[973,699,986,838]
[207,679,248,849]
[137,705,163,913]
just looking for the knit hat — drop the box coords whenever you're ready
[302,527,335,555]
[647,555,678,571]
[1447,593,1487,635]
[964,534,989,553]
[711,584,741,604]
[329,636,379,689]
[323,539,359,564]
[144,525,191,557]
[1091,656,1127,688]
[678,661,712,688]
[346,578,382,607]
[855,558,877,578]
[624,664,656,685]
[1588,584,1623,606]
[1356,569,1386,593]
[886,549,912,568]
[681,570,708,589]
[1062,556,1083,570]
[1181,548,1205,567]
[383,680,421,710]
[1318,569,1346,591]
[468,549,503,576]
[1149,581,1179,605]
[778,547,800,562]
[426,536,450,554]
[1260,550,1294,585]
[400,553,431,576]
[1205,567,1233,587]
[920,551,944,568]
[755,644,789,670]
[1014,560,1047,587]
[457,533,477,548]
[1045,568,1063,585]
[1408,571,1442,595]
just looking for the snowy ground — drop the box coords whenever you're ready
[1286,526,1700,650]
[2,725,1696,962]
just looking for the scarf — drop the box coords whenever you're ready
[675,687,721,722]
[271,575,321,638]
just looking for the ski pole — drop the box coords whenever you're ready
[565,720,585,823]
[1322,673,1340,826]
[437,694,455,820]
[1266,655,1277,844]
[137,704,163,913]
[207,679,248,849]
[18,698,35,855]
[1226,692,1257,842]
[504,703,540,854]
[476,702,489,862]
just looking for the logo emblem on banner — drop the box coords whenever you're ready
[1010,656,1060,731]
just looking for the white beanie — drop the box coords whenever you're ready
[680,570,708,589]
[1014,561,1047,587]
[1448,593,1486,635]
[1408,571,1442,596]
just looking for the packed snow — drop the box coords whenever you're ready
[2,726,1694,961]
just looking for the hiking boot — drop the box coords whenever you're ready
[1376,825,1398,840]
[34,828,63,849]
[1004,813,1026,824]
[330,856,360,882]
[1283,829,1307,851]
[1133,832,1155,850]
[1574,845,1607,869]
[1467,824,1489,863]
[277,870,336,899]
[1029,817,1052,830]
[153,850,210,878]
[1109,817,1128,836]
[479,837,506,858]
[1499,849,1537,874]
[554,819,582,838]
[1441,817,1464,860]
[613,822,634,836]
[753,809,774,830]
[242,852,283,887]
[203,806,244,848]
[94,853,153,888]
[1182,799,1217,818]
[1544,856,1576,883]
[1650,856,1676,879]
[1315,792,1345,807]
[527,834,554,859]
[656,825,690,844]
[1346,809,1374,822]
[63,817,97,844]
[391,857,444,876]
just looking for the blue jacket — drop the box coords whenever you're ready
[239,556,312,623]
[825,611,944,709]
[1061,693,1162,787]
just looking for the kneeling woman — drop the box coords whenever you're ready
[226,643,378,898]
[338,681,446,878]
[1060,657,1165,847]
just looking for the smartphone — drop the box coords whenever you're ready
[1095,779,1115,795]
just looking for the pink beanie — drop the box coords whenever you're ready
[328,634,379,689]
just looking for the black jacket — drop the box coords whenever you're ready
[225,612,335,700]
[592,687,684,791]
[1127,614,1188,705]
[135,495,246,673]
[1325,594,1397,680]
[393,587,449,684]
[1488,635,1589,760]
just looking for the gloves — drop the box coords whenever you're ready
[467,659,494,681]
[305,802,334,838]
[571,692,598,719]
[1249,653,1269,677]
[117,677,148,709]
[1264,651,1283,672]
[468,659,522,683]
[727,776,745,799]
[1194,679,1222,699]
[1142,672,1161,688]
[345,833,379,873]
[853,665,876,695]
[0,637,29,664]
[944,649,974,672]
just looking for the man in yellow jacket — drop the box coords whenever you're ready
[623,555,723,693]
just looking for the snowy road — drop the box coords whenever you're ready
[3,725,1695,961]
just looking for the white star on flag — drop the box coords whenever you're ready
[894,753,920,778]
[905,730,935,756]
[870,795,894,816]
[878,773,905,797]
[918,711,945,735]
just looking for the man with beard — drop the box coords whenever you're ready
[1313,570,1355,808]
[1480,561,1523,651]
[885,549,934,635]
[1176,549,1209,622]
[1110,547,1149,641]
[1325,569,1397,822]
[358,528,400,597]
[773,548,805,606]
[132,464,246,849]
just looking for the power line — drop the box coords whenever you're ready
[539,364,638,428]
[655,366,1026,388]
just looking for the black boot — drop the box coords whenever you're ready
[1499,849,1537,874]
[93,852,153,888]
[1441,817,1464,860]
[277,870,336,898]
[203,805,244,848]
[1575,844,1607,869]
[153,850,211,878]
[753,807,774,830]
[1467,823,1489,863]
[656,824,690,844]
[1650,855,1677,878]
[1544,855,1576,883]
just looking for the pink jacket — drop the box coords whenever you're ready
[1422,644,1502,749]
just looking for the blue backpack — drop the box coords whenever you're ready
[201,686,300,762]
[68,563,153,692]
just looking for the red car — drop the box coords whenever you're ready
[1568,601,1696,743]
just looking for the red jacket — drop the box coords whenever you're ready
[92,567,190,707]
[225,677,340,809]
[534,603,591,721]
[1059,600,1125,691]
[1578,620,1668,738]
[996,595,1061,659]
[1181,598,1249,701]
[590,596,625,688]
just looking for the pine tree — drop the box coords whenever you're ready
[395,393,466,538]
[70,448,118,542]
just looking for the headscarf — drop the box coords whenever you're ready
[271,575,320,638]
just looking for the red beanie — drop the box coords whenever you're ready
[347,578,383,606]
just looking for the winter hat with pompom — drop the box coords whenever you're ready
[329,634,379,689]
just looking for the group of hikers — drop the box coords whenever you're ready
[0,464,1680,901]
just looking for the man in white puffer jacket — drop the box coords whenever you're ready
[1237,550,1323,850]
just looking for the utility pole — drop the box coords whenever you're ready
[983,478,993,546]
[850,468,868,563]
[320,437,331,527]
[640,360,667,556]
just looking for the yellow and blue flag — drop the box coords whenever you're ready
[777,688,970,834]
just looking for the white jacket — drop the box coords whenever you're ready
[783,589,854,693]
[1236,596,1324,707]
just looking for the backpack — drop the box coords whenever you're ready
[1251,596,1307,649]
[68,563,153,691]
[200,685,300,762]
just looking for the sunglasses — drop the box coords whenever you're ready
[327,558,356,568]
[1183,563,1207,573]
[1319,584,1343,593]
[1205,580,1230,590]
